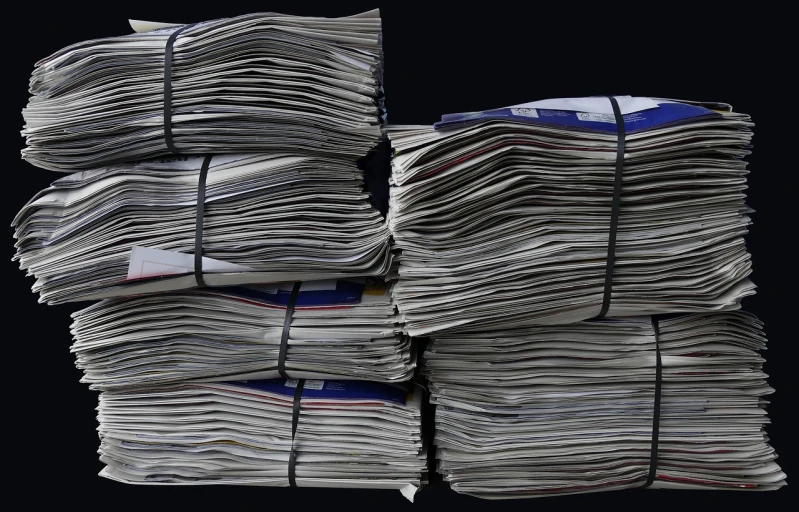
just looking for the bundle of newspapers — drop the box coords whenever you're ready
[71,278,414,390]
[98,379,425,492]
[13,153,392,304]
[22,10,384,172]
[388,97,755,335]
[424,312,786,498]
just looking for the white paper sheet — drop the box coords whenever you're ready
[507,95,659,115]
[128,19,182,33]
[127,246,256,280]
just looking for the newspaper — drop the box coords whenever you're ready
[71,278,415,390]
[387,97,756,336]
[424,312,786,498]
[22,10,384,172]
[13,154,392,304]
[97,379,425,500]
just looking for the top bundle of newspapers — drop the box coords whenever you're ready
[14,10,425,497]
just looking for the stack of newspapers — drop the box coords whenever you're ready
[99,379,425,491]
[71,278,415,390]
[13,154,392,303]
[22,12,385,171]
[388,97,785,497]
[13,5,786,500]
[15,10,425,497]
[388,97,755,335]
[424,313,786,497]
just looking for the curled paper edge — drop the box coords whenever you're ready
[399,483,418,503]
[129,19,182,33]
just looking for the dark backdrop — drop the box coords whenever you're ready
[4,2,793,510]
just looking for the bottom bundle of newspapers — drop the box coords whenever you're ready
[97,379,426,494]
[424,312,786,498]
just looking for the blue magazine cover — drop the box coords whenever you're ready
[434,97,721,134]
[227,378,408,405]
[206,278,377,307]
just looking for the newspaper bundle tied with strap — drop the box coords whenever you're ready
[97,379,425,501]
[22,10,385,172]
[424,312,786,497]
[387,96,755,336]
[71,278,414,390]
[13,154,392,303]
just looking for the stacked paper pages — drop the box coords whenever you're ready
[13,154,392,304]
[22,10,384,172]
[98,379,425,492]
[71,279,414,390]
[424,312,786,498]
[388,97,756,335]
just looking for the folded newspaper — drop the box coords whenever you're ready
[22,10,384,172]
[13,154,392,304]
[388,97,755,336]
[424,312,786,498]
[97,379,425,499]
[71,278,415,390]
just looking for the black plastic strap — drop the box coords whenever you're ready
[193,155,212,288]
[597,96,626,318]
[643,317,663,488]
[164,24,193,154]
[278,282,302,379]
[288,378,305,488]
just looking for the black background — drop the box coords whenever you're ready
[4,2,794,510]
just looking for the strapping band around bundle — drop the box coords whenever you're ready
[288,378,305,487]
[597,96,626,318]
[164,24,194,154]
[193,155,213,288]
[643,316,663,488]
[278,282,303,379]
